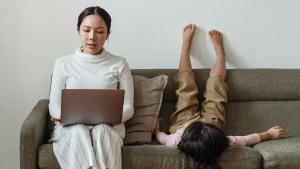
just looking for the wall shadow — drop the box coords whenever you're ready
[187,27,248,69]
[222,34,248,69]
[189,27,215,68]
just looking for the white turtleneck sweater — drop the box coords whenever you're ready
[49,48,134,138]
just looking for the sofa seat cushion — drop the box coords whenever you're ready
[123,144,261,169]
[253,136,300,169]
[38,143,187,169]
[122,144,188,169]
[39,142,261,169]
[218,146,261,169]
[38,144,60,169]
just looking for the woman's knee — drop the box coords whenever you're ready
[92,124,111,133]
[91,124,112,140]
[66,124,89,133]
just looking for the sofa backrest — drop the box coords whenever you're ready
[47,69,300,140]
[131,69,300,137]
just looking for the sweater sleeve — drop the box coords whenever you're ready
[227,134,261,147]
[48,60,66,119]
[156,131,182,147]
[119,59,134,122]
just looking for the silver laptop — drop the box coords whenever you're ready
[60,89,124,125]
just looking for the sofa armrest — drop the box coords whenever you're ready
[20,99,49,169]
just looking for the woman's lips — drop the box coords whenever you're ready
[88,44,96,49]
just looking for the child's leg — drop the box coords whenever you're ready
[179,24,194,72]
[209,30,226,80]
[200,30,228,130]
[169,24,201,133]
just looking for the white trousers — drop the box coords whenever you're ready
[50,124,123,169]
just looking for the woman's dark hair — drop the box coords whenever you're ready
[77,6,111,34]
[177,121,229,169]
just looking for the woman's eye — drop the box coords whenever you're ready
[83,30,89,32]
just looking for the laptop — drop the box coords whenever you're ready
[60,89,124,125]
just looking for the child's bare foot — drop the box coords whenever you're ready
[208,30,225,57]
[182,24,196,51]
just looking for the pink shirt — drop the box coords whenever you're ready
[156,128,261,148]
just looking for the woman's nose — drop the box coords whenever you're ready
[89,31,96,41]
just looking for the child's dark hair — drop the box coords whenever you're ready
[77,6,111,34]
[177,121,229,169]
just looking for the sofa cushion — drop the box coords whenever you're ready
[131,69,300,102]
[131,69,179,102]
[225,69,300,101]
[122,144,261,169]
[38,144,60,169]
[38,142,261,169]
[218,146,261,169]
[224,101,300,136]
[122,144,189,169]
[124,75,168,145]
[253,136,300,169]
[157,102,176,134]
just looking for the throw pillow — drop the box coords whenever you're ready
[124,74,168,145]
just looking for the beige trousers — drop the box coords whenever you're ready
[169,70,229,134]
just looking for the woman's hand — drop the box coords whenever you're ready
[267,126,284,139]
[154,117,163,136]
[51,118,61,122]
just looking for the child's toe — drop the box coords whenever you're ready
[208,31,213,37]
[192,24,196,30]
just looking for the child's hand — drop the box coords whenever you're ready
[267,126,284,139]
[155,117,163,131]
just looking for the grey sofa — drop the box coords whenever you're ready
[20,69,300,169]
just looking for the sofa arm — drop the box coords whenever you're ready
[20,99,49,169]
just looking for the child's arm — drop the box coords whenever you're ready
[228,126,284,147]
[154,117,163,136]
[258,126,284,141]
[154,117,182,147]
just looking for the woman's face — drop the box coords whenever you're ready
[77,14,111,55]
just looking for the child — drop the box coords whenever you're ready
[155,24,284,169]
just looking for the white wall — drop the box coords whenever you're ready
[1,0,300,168]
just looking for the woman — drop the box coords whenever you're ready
[49,6,134,169]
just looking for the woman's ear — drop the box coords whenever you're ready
[77,28,80,35]
[106,31,111,40]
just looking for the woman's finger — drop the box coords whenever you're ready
[51,118,60,122]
